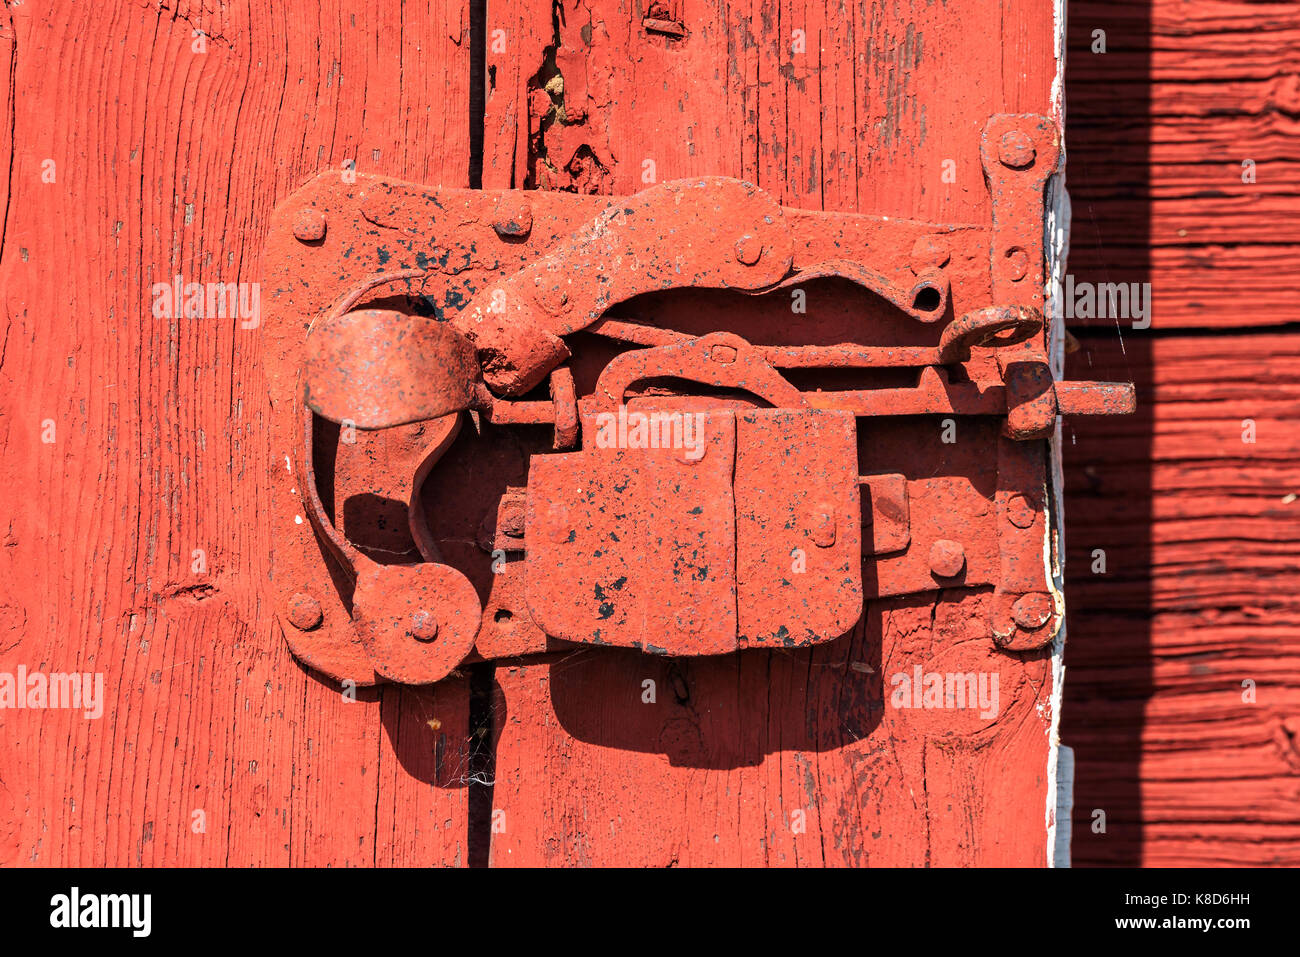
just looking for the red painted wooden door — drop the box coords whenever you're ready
[0,0,1069,866]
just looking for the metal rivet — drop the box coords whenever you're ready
[734,235,762,265]
[1005,247,1029,281]
[287,592,323,631]
[293,208,327,242]
[677,443,707,465]
[1006,493,1037,529]
[493,197,533,238]
[408,610,439,642]
[709,344,737,363]
[909,236,950,273]
[810,504,836,548]
[998,130,1036,169]
[929,539,966,578]
[498,500,526,538]
[1012,593,1053,630]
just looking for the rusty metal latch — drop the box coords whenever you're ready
[262,113,1134,685]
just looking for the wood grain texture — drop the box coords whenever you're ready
[478,0,1062,866]
[1062,333,1300,866]
[484,0,1056,221]
[488,595,1055,866]
[0,0,474,866]
[1065,0,1300,329]
[1059,0,1300,867]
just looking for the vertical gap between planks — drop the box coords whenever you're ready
[466,664,498,867]
[469,0,488,188]
[465,0,492,866]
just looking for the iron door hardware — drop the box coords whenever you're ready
[262,114,1134,685]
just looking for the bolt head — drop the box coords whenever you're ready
[999,130,1036,169]
[1006,493,1037,529]
[1011,592,1054,630]
[810,504,837,548]
[1005,246,1030,281]
[909,236,951,273]
[408,610,439,642]
[734,235,762,265]
[498,500,526,538]
[929,539,966,578]
[287,592,323,631]
[292,208,327,242]
[493,197,533,238]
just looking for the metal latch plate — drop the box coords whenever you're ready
[524,408,862,654]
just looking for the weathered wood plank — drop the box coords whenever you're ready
[1061,332,1300,866]
[479,0,1061,866]
[1065,0,1300,329]
[0,0,473,866]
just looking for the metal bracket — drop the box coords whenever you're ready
[261,114,1134,685]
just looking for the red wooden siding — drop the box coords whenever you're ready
[0,0,475,866]
[477,0,1062,866]
[1062,1,1300,865]
[6,0,1279,869]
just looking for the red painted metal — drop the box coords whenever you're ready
[261,115,1134,685]
[524,407,863,652]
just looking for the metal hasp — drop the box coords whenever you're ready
[260,113,1134,685]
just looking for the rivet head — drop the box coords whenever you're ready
[929,539,966,578]
[498,500,526,538]
[493,197,533,238]
[1006,493,1037,529]
[292,208,327,242]
[287,592,323,631]
[998,130,1036,169]
[408,610,439,642]
[734,235,762,265]
[1005,246,1030,281]
[1012,593,1054,630]
[810,503,836,548]
[909,236,951,273]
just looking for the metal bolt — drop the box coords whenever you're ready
[287,592,323,631]
[498,500,526,538]
[998,130,1036,169]
[734,235,762,265]
[293,208,327,242]
[1006,493,1037,529]
[1004,246,1030,281]
[810,504,836,548]
[408,610,439,642]
[909,236,951,274]
[1011,593,1053,630]
[677,443,707,465]
[709,344,737,363]
[929,539,966,578]
[493,197,533,238]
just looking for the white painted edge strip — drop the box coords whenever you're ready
[1045,0,1072,868]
